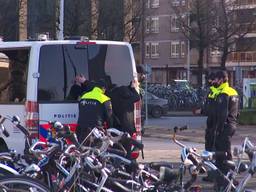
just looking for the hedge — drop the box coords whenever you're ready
[238,109,256,125]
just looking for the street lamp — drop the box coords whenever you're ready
[57,0,64,40]
[187,12,190,82]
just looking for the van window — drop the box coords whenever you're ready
[0,50,29,103]
[105,45,134,86]
[38,44,89,102]
[38,43,134,102]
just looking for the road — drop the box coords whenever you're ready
[145,116,207,129]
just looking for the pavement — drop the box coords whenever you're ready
[143,115,256,145]
[138,116,256,191]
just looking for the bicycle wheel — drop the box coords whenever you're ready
[0,175,50,192]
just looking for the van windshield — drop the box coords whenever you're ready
[38,43,134,102]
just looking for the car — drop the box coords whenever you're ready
[143,92,169,118]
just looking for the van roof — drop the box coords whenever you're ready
[0,40,130,49]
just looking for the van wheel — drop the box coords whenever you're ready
[151,106,162,118]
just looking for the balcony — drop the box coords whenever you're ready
[227,51,256,66]
[239,23,256,34]
[234,0,256,9]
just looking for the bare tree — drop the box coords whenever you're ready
[90,0,143,42]
[172,0,216,86]
[0,0,19,41]
[19,0,28,40]
[212,0,256,69]
[64,0,91,38]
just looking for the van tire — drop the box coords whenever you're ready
[151,106,162,118]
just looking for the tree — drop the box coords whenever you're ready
[91,0,143,42]
[19,0,28,40]
[0,0,19,41]
[172,0,216,86]
[64,0,91,38]
[212,0,256,69]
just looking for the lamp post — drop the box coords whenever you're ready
[187,13,190,82]
[57,0,64,40]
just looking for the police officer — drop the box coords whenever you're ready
[76,79,113,143]
[200,72,220,182]
[204,72,219,152]
[213,70,239,187]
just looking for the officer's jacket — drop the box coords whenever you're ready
[215,82,239,134]
[78,87,112,128]
[203,86,220,130]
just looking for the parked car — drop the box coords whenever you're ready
[143,92,169,118]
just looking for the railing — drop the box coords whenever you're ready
[235,0,256,6]
[227,51,256,62]
[239,23,256,34]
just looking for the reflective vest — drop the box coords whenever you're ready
[80,87,110,103]
[217,82,238,96]
[208,86,220,99]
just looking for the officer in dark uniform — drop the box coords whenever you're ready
[213,70,239,188]
[201,72,220,182]
[204,72,219,152]
[76,80,113,143]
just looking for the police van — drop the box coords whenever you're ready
[0,38,142,156]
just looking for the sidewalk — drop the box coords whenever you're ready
[143,124,256,145]
[165,111,195,116]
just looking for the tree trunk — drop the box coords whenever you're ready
[197,48,204,87]
[91,0,99,39]
[19,0,28,40]
[221,46,228,70]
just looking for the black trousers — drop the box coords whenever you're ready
[214,133,232,174]
[205,128,215,151]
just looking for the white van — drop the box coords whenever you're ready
[0,39,142,156]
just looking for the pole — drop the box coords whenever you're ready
[187,13,190,82]
[140,0,145,65]
[145,64,148,126]
[57,0,64,40]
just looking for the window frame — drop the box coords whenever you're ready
[151,42,160,58]
[170,15,179,32]
[151,17,159,33]
[151,0,160,8]
[145,17,151,33]
[145,42,151,58]
[180,41,186,58]
[170,41,180,58]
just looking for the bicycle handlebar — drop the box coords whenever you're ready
[29,141,59,157]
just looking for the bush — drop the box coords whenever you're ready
[238,109,256,125]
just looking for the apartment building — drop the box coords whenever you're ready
[224,0,256,85]
[144,0,190,84]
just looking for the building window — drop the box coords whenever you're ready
[151,42,159,58]
[181,41,185,57]
[181,0,186,6]
[151,0,160,8]
[145,43,150,58]
[151,17,159,33]
[170,41,180,58]
[210,47,221,57]
[172,0,180,6]
[172,0,186,6]
[146,0,150,8]
[171,16,179,32]
[145,17,151,33]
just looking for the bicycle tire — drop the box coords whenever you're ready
[0,175,50,192]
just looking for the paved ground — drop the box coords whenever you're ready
[138,116,256,191]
